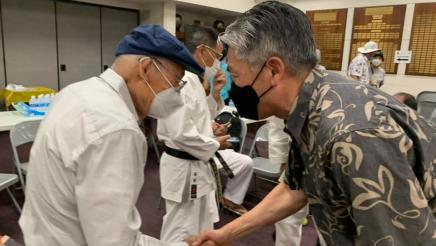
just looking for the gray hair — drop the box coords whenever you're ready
[186,26,218,53]
[220,1,317,77]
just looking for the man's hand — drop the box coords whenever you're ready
[216,135,232,150]
[212,122,230,136]
[189,229,230,246]
[212,71,227,93]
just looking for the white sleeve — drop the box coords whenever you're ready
[75,129,187,246]
[158,97,220,162]
[206,94,224,119]
[268,117,290,164]
[349,60,365,77]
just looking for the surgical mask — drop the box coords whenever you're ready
[140,62,184,119]
[147,87,184,119]
[228,63,272,120]
[204,58,221,82]
[372,58,382,67]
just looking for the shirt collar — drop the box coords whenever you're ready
[286,69,324,144]
[99,68,139,121]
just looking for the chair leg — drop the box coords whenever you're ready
[6,187,21,213]
[13,159,26,191]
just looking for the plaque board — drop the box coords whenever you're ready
[307,9,348,71]
[350,5,406,74]
[406,3,436,76]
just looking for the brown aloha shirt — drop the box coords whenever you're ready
[283,69,436,245]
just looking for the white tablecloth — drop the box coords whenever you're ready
[0,111,43,132]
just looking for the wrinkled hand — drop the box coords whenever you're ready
[189,229,230,246]
[216,135,232,150]
[212,122,231,136]
[186,236,218,246]
[212,71,226,93]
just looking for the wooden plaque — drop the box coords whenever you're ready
[350,5,406,74]
[406,3,436,76]
[307,9,347,71]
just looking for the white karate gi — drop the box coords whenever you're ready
[157,71,253,241]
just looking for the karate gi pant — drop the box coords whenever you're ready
[216,149,253,205]
[160,150,252,241]
[160,190,218,242]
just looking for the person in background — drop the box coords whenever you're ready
[157,26,253,242]
[369,50,386,88]
[19,25,202,246]
[190,1,436,245]
[203,41,232,105]
[348,41,380,84]
[394,92,418,110]
[268,117,312,246]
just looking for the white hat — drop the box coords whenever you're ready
[358,41,380,54]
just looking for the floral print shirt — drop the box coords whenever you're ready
[283,69,436,245]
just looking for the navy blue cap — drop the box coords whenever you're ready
[116,24,204,75]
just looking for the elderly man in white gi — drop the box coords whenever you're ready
[18,25,202,246]
[157,26,253,242]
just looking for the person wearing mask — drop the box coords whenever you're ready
[204,41,233,105]
[369,51,386,88]
[394,92,418,111]
[18,25,201,246]
[348,41,380,84]
[157,26,253,242]
[190,2,436,245]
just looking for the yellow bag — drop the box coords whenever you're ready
[2,87,56,107]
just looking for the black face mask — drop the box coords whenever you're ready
[228,63,272,120]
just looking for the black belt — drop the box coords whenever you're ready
[164,146,198,160]
[164,146,234,178]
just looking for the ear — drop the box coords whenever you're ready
[138,57,152,78]
[266,56,286,87]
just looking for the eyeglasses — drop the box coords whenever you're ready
[139,57,187,92]
[200,44,223,60]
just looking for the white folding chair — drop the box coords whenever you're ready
[248,123,281,189]
[238,119,248,153]
[0,173,22,213]
[417,91,436,121]
[430,109,436,128]
[9,120,41,190]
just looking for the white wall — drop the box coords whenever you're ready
[286,0,436,96]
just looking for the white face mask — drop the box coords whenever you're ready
[372,58,382,67]
[147,87,184,119]
[140,61,184,119]
[204,58,221,82]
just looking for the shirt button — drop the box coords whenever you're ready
[194,172,197,176]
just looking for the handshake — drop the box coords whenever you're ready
[184,229,230,246]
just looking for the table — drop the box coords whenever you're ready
[0,111,43,132]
